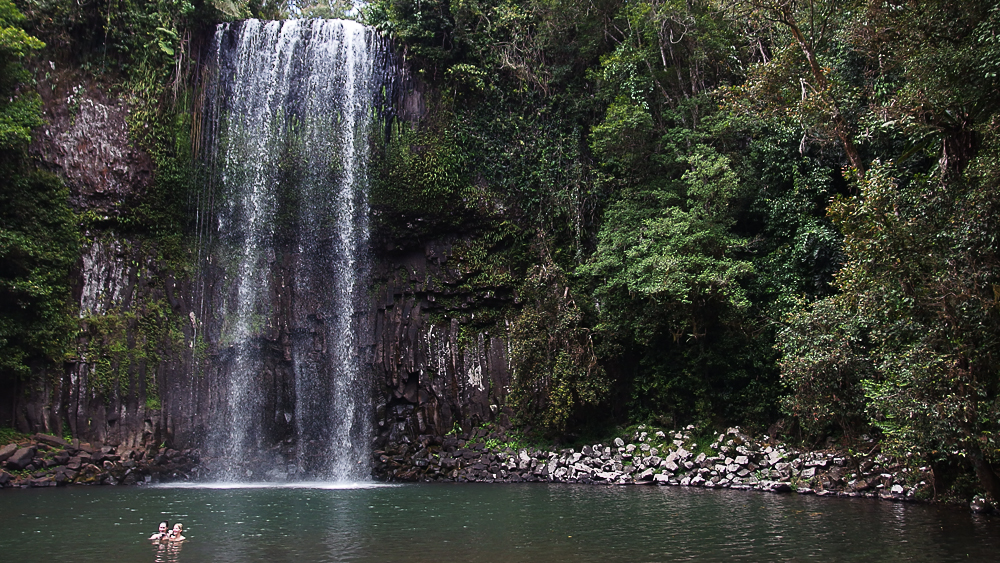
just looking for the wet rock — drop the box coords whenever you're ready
[970,495,995,514]
[53,469,75,485]
[770,482,793,493]
[29,477,56,488]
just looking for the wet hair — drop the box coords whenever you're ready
[159,521,169,528]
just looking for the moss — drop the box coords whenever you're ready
[0,427,31,445]
[0,167,81,379]
[77,261,180,410]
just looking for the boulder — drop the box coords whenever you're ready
[770,482,793,493]
[5,447,37,470]
[53,470,74,485]
[970,495,995,514]
[33,434,69,448]
[0,443,18,463]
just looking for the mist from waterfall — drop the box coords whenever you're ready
[198,19,387,482]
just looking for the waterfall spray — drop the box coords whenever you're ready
[200,19,387,482]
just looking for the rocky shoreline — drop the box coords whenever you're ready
[0,434,201,488]
[3,426,993,514]
[373,425,940,504]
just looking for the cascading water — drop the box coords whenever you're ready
[198,19,390,482]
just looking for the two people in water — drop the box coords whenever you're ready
[149,521,186,542]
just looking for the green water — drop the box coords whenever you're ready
[0,483,996,562]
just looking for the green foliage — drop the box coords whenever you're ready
[835,160,1000,487]
[295,0,350,19]
[0,168,80,379]
[79,292,178,407]
[582,144,749,346]
[0,426,30,444]
[580,141,756,424]
[0,0,79,384]
[0,0,43,149]
[370,118,468,220]
[777,295,871,438]
[364,0,455,62]
[509,250,607,435]
[771,0,1000,496]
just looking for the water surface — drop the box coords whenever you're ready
[0,483,996,562]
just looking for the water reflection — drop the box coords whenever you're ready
[1,484,997,562]
[151,539,182,563]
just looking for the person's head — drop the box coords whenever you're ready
[158,522,169,534]
[172,523,183,533]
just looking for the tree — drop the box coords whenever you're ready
[728,0,866,179]
[775,0,1000,499]
[0,0,43,149]
[580,142,753,422]
[0,0,79,380]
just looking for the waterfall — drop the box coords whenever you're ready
[199,19,389,482]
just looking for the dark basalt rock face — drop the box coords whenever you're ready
[369,238,513,451]
[30,71,154,216]
[6,68,184,451]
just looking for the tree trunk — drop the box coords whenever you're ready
[969,447,1000,501]
[780,9,865,181]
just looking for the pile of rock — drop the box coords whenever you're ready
[373,425,929,502]
[0,433,200,488]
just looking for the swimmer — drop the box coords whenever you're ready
[168,523,186,542]
[149,521,169,541]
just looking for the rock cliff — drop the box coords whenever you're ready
[7,57,515,467]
